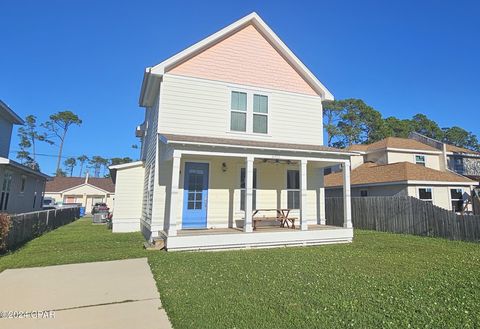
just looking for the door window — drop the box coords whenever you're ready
[187,169,205,210]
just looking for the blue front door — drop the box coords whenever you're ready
[182,162,209,229]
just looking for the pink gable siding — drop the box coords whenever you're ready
[167,24,318,96]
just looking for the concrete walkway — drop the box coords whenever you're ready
[0,258,172,329]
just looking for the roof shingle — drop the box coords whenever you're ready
[45,177,115,193]
[324,162,476,188]
[347,137,439,152]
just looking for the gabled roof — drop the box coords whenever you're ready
[347,137,440,153]
[0,100,24,125]
[45,177,115,193]
[325,162,477,188]
[140,12,333,106]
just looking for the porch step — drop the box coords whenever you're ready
[143,237,165,251]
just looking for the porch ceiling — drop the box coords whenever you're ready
[159,133,355,158]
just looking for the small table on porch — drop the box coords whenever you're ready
[252,208,296,230]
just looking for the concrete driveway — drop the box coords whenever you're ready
[0,258,172,329]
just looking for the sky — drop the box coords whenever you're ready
[1,0,479,176]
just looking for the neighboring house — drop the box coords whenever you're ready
[409,132,480,183]
[325,136,479,212]
[110,12,354,251]
[0,100,50,214]
[44,174,115,213]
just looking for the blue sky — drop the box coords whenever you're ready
[1,0,479,175]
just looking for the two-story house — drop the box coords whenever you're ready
[408,132,480,183]
[110,13,354,251]
[0,100,49,214]
[325,136,478,212]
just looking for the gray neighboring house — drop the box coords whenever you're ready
[0,100,50,214]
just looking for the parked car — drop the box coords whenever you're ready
[92,203,109,214]
[42,197,56,208]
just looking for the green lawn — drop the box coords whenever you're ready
[1,218,480,328]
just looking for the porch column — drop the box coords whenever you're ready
[168,152,181,236]
[299,159,308,231]
[343,161,353,228]
[318,188,326,225]
[244,155,254,233]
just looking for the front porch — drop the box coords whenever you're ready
[154,134,354,251]
[164,225,353,251]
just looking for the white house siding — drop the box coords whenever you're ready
[0,165,45,214]
[158,74,324,145]
[139,90,160,236]
[112,164,144,232]
[386,151,441,170]
[407,185,473,212]
[350,155,365,170]
[0,115,13,158]
[327,184,473,211]
[153,155,326,232]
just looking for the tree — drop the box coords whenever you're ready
[64,157,77,177]
[42,111,82,175]
[55,169,67,177]
[322,100,344,147]
[411,114,444,140]
[383,117,414,138]
[16,115,53,170]
[109,157,133,166]
[443,126,480,151]
[323,99,384,148]
[89,156,109,178]
[77,155,89,176]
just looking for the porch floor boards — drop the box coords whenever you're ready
[177,224,342,236]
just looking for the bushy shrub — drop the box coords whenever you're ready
[0,213,11,252]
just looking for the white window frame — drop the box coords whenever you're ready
[229,91,248,132]
[449,188,464,213]
[418,187,433,203]
[228,88,270,135]
[415,154,426,166]
[252,94,268,134]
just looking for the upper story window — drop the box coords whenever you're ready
[230,91,268,134]
[415,155,426,166]
[453,157,464,174]
[230,91,247,132]
[253,94,268,133]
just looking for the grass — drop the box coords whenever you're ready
[1,218,480,328]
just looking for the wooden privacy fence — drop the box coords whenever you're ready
[1,207,80,252]
[326,196,480,242]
